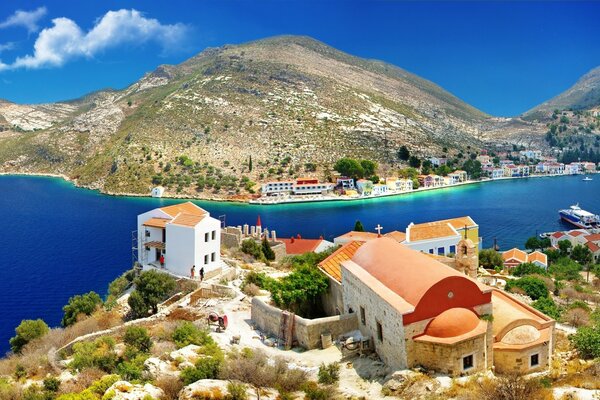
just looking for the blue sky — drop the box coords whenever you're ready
[0,1,599,116]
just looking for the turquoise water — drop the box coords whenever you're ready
[1,174,598,353]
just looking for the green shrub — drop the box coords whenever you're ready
[512,262,549,277]
[123,326,152,353]
[269,264,329,318]
[226,381,248,400]
[317,362,340,384]
[506,276,549,300]
[532,296,561,319]
[172,322,213,348]
[303,381,333,400]
[87,375,120,396]
[570,325,600,359]
[70,337,117,373]
[14,364,26,380]
[549,257,583,281]
[62,292,103,326]
[180,357,222,385]
[116,353,148,381]
[43,377,60,392]
[241,239,263,259]
[9,319,49,353]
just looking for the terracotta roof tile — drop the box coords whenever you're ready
[319,241,364,282]
[409,223,457,241]
[551,232,565,238]
[586,241,600,252]
[502,248,528,263]
[143,218,170,228]
[335,231,379,242]
[569,230,586,237]
[527,251,548,266]
[280,238,323,255]
[584,234,600,242]
[160,202,208,218]
[384,230,406,242]
[170,213,206,227]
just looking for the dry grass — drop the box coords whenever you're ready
[151,341,177,359]
[58,367,105,395]
[153,376,184,400]
[148,321,179,341]
[563,308,590,327]
[166,308,203,322]
[477,374,552,400]
[242,283,261,296]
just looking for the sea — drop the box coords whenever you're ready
[1,174,598,353]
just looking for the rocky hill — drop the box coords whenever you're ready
[525,66,600,120]
[0,35,551,198]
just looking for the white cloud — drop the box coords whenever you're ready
[0,42,15,53]
[0,7,47,33]
[4,9,189,70]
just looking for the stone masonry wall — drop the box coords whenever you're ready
[413,335,487,376]
[342,268,408,371]
[250,297,358,349]
[494,342,551,374]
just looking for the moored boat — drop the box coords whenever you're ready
[559,204,600,229]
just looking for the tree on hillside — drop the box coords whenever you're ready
[421,160,433,175]
[261,237,275,261]
[354,220,365,232]
[333,158,364,179]
[397,146,410,161]
[506,276,549,300]
[539,237,551,249]
[360,160,377,178]
[479,249,503,269]
[525,236,541,251]
[62,291,103,327]
[248,155,253,172]
[128,270,176,317]
[572,244,593,281]
[408,156,421,169]
[558,240,572,256]
[462,159,482,179]
[10,319,49,353]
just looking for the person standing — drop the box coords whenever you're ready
[191,265,195,279]
[159,254,165,267]
[200,266,205,282]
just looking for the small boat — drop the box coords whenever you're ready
[559,204,600,229]
[583,176,593,181]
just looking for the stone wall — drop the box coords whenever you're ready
[494,342,551,374]
[250,297,358,349]
[321,278,344,316]
[413,335,487,376]
[342,267,408,370]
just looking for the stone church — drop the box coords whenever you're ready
[320,237,555,375]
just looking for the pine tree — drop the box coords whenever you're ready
[261,236,275,261]
[354,220,364,232]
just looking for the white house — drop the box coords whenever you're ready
[261,181,294,196]
[137,202,222,278]
[372,183,388,195]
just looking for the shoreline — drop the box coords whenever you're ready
[0,170,594,206]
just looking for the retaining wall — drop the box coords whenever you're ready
[251,296,358,349]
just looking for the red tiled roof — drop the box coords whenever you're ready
[527,251,548,266]
[280,238,323,255]
[502,248,527,263]
[584,234,600,242]
[586,241,600,252]
[569,230,585,237]
[551,232,565,238]
[318,241,364,282]
[160,202,207,218]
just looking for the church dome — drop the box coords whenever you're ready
[501,324,540,345]
[425,308,480,338]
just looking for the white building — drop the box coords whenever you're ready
[372,184,388,195]
[261,181,294,196]
[137,202,222,278]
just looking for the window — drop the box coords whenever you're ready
[429,249,434,254]
[360,306,366,325]
[449,245,456,254]
[211,230,216,240]
[204,232,209,242]
[204,254,209,265]
[376,321,383,341]
[211,252,215,262]
[462,354,474,371]
[437,247,445,255]
[530,354,539,367]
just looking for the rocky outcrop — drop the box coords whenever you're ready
[179,379,278,400]
[105,380,164,400]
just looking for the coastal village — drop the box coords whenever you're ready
[4,199,600,400]
[238,150,597,204]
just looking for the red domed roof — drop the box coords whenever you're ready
[425,308,480,338]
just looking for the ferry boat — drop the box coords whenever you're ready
[559,204,600,229]
[583,176,593,181]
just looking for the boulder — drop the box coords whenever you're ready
[170,344,201,363]
[179,379,278,400]
[144,357,179,379]
[105,381,164,400]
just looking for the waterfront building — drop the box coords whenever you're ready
[492,168,504,179]
[502,248,547,270]
[565,163,581,175]
[356,179,373,195]
[403,216,480,256]
[292,178,335,195]
[279,236,336,255]
[398,178,414,191]
[317,238,555,375]
[372,183,388,196]
[336,177,355,190]
[261,180,294,195]
[137,202,222,278]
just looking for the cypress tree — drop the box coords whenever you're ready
[249,155,253,172]
[354,220,364,232]
[262,236,275,261]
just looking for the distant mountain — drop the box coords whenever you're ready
[525,66,600,119]
[0,35,520,198]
